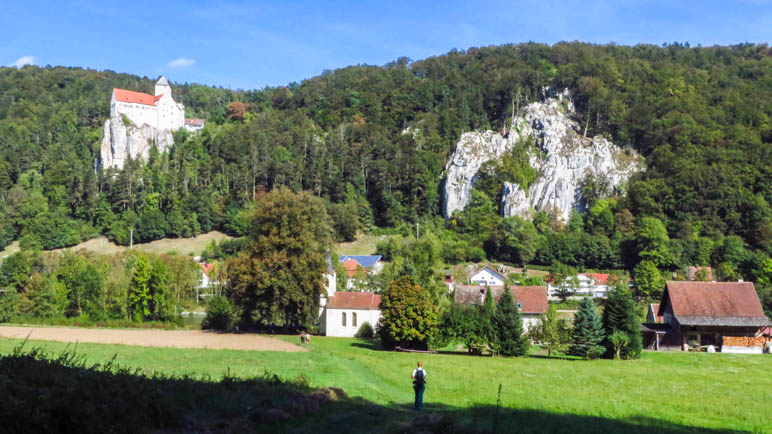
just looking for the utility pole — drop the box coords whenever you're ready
[416,222,420,239]
[130,228,133,248]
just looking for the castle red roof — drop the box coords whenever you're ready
[113,88,161,106]
[326,292,382,310]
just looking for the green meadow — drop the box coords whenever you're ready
[0,336,769,433]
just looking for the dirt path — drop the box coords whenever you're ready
[0,326,304,352]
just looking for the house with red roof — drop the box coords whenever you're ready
[454,285,548,333]
[642,281,771,353]
[184,118,205,132]
[547,273,611,299]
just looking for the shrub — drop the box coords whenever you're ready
[354,321,374,339]
[201,295,234,331]
[0,290,19,322]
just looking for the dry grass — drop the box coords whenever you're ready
[0,231,232,258]
[334,233,386,256]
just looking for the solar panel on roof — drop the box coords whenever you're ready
[339,255,382,268]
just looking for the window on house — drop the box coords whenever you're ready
[353,312,357,327]
[341,312,346,327]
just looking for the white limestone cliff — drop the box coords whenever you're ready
[99,117,174,170]
[443,89,642,222]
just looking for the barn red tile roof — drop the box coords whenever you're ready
[343,258,364,278]
[454,285,548,314]
[326,292,381,310]
[113,88,160,106]
[659,281,770,326]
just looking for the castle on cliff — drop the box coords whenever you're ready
[111,76,185,131]
[101,76,205,170]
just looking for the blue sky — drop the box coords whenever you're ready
[2,1,769,90]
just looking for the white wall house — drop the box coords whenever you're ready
[319,292,382,337]
[469,266,506,287]
[184,118,205,132]
[110,76,185,131]
[548,273,611,298]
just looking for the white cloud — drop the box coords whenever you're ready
[167,57,195,68]
[10,56,37,68]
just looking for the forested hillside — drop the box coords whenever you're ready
[0,42,770,308]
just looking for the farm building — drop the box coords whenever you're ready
[642,281,771,353]
[454,285,548,332]
[469,266,506,287]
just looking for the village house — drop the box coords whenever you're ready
[196,262,222,302]
[339,255,382,289]
[641,281,771,353]
[111,76,185,131]
[184,118,205,132]
[547,273,611,299]
[686,266,714,281]
[454,285,548,333]
[469,265,506,287]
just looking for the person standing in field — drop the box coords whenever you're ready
[411,361,427,410]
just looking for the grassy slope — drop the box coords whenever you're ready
[334,234,384,256]
[0,336,768,432]
[0,231,232,258]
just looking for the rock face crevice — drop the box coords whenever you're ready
[442,89,642,221]
[99,117,174,170]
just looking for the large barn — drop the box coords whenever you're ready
[642,281,770,353]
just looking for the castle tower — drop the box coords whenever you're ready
[155,76,171,97]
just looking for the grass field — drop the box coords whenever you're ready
[334,233,385,256]
[0,335,769,432]
[0,231,232,259]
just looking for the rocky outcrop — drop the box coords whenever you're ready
[443,89,642,221]
[99,117,174,170]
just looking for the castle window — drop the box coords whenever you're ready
[352,313,357,327]
[341,312,346,327]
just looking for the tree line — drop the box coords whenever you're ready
[0,42,769,313]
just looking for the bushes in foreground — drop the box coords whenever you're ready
[0,345,347,433]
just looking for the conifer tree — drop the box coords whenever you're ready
[482,287,498,352]
[602,281,642,359]
[569,297,605,359]
[495,288,529,356]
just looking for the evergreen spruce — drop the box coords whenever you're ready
[482,287,498,352]
[569,297,605,359]
[601,281,643,359]
[495,288,529,356]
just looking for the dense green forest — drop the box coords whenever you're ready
[0,42,770,311]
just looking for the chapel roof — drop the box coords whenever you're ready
[156,76,169,86]
[326,291,382,310]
